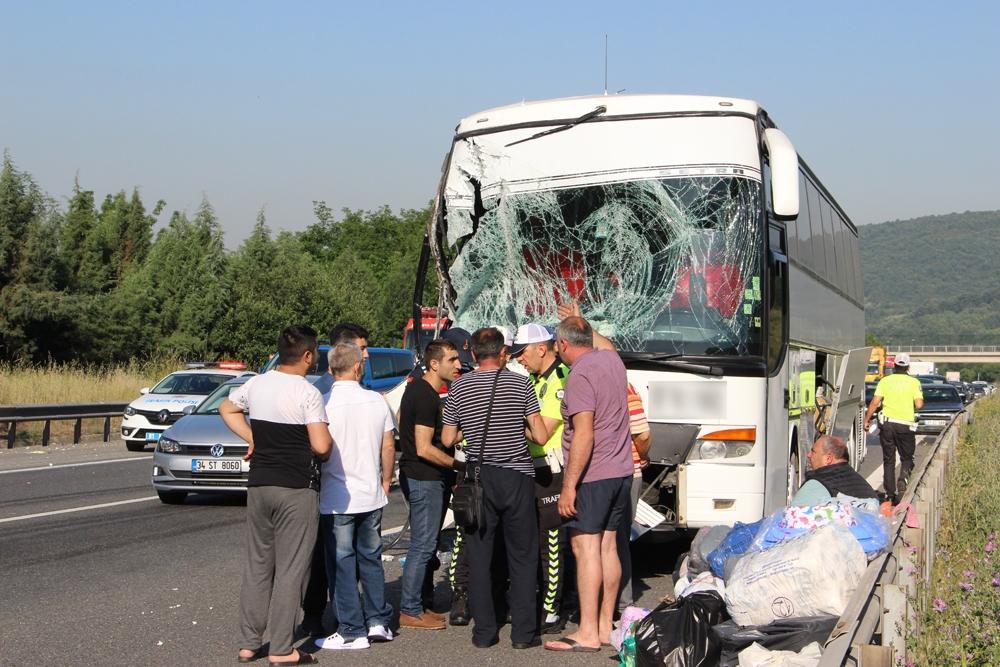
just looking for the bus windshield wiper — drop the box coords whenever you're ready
[617,351,724,377]
[505,105,607,147]
[618,352,683,362]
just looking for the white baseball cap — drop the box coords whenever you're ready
[509,323,554,357]
[895,352,911,367]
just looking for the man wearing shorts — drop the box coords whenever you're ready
[546,316,633,653]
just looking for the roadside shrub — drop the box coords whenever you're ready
[907,396,1000,666]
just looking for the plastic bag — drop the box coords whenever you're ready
[711,616,838,667]
[707,519,763,578]
[633,592,730,667]
[724,524,866,626]
[689,525,730,575]
[751,501,892,556]
[679,570,726,599]
[738,641,822,666]
[620,634,637,667]
[612,606,653,652]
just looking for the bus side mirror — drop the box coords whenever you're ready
[763,128,799,219]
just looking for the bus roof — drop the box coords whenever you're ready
[455,94,762,135]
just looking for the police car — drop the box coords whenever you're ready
[121,363,252,451]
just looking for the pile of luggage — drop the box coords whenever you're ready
[614,495,892,667]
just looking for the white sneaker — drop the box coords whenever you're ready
[367,624,394,642]
[317,632,370,650]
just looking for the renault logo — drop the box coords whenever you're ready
[210,444,225,458]
[157,409,171,424]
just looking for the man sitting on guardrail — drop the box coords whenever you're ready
[792,435,878,506]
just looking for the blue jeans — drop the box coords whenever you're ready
[321,509,392,640]
[399,474,446,617]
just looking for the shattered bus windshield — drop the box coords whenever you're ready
[443,175,764,357]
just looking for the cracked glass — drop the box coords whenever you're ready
[435,139,765,358]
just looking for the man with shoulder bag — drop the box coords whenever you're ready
[441,328,550,650]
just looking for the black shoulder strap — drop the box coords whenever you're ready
[473,369,503,482]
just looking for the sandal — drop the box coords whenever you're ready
[268,650,318,666]
[544,636,601,653]
[238,648,264,663]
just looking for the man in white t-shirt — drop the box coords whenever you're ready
[315,342,396,651]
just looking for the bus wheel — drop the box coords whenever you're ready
[786,450,801,505]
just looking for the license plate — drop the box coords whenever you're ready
[191,459,243,473]
[146,431,162,442]
[924,420,946,426]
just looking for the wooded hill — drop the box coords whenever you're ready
[859,210,1000,345]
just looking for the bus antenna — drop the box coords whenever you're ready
[603,34,608,95]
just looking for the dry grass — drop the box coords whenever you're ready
[1,359,186,447]
[0,359,181,406]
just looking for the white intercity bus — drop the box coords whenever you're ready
[412,94,869,534]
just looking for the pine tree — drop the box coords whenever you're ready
[0,153,40,288]
[59,181,98,291]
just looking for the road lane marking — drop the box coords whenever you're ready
[382,509,453,537]
[0,456,153,475]
[0,496,158,524]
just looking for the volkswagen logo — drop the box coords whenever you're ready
[210,444,225,458]
[157,409,171,424]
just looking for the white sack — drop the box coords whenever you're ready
[738,641,822,667]
[725,524,865,626]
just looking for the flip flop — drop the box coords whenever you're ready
[268,650,318,666]
[544,636,601,653]
[238,648,264,663]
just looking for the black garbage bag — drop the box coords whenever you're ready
[633,592,729,667]
[711,615,839,667]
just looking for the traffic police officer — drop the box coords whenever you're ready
[864,352,924,504]
[510,323,570,634]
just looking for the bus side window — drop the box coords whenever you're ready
[767,224,788,376]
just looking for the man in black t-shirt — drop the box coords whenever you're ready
[221,325,332,666]
[398,340,465,630]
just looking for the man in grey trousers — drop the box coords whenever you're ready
[222,325,333,666]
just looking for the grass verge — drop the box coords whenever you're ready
[908,396,1000,666]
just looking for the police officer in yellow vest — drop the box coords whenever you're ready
[864,352,924,504]
[510,323,570,635]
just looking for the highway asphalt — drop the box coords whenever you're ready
[0,434,929,666]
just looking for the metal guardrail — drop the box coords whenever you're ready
[0,403,128,448]
[818,403,971,666]
[888,345,1000,353]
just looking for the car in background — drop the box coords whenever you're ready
[915,383,965,434]
[121,364,252,451]
[971,381,991,398]
[948,380,971,403]
[916,374,947,385]
[865,382,877,408]
[151,375,252,504]
[261,345,416,402]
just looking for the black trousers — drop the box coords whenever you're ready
[880,421,916,498]
[534,466,565,619]
[466,465,539,644]
[302,527,329,620]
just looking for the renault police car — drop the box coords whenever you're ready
[121,363,251,451]
[151,374,253,504]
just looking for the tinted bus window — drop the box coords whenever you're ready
[807,183,826,278]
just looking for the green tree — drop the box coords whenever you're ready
[0,153,41,288]
[59,180,98,289]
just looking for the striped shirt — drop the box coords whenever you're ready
[442,368,541,476]
[627,384,650,478]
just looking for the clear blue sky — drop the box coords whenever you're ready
[3,1,998,244]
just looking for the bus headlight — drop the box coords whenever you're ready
[698,441,727,459]
[688,428,756,461]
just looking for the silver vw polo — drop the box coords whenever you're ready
[151,375,252,504]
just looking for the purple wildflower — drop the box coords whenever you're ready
[992,575,1000,587]
[963,570,975,578]
[933,597,947,612]
[959,581,974,591]
[986,540,996,553]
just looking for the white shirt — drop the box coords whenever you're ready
[320,380,395,514]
